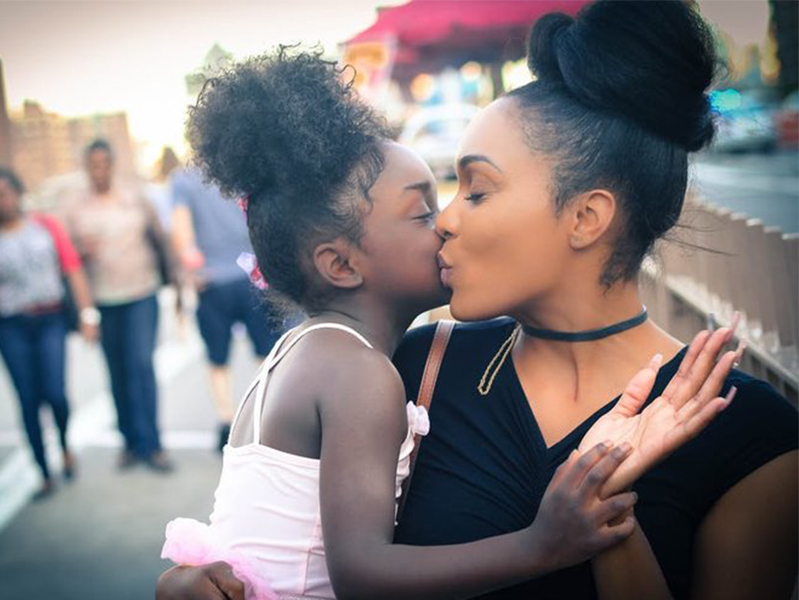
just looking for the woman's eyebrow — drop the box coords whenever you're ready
[457,154,502,173]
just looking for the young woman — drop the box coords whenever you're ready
[393,2,797,599]
[0,167,96,498]
[156,46,736,600]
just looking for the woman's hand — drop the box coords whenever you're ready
[579,324,743,498]
[156,562,244,600]
[529,441,638,571]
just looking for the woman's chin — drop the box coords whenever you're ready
[449,296,499,323]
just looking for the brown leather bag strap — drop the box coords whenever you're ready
[397,319,455,523]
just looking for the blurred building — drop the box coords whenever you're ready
[0,60,12,167]
[9,101,135,190]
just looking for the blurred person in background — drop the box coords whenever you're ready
[170,165,284,452]
[62,139,177,473]
[0,167,98,499]
[145,146,182,231]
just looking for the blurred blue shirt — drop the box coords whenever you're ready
[170,167,252,286]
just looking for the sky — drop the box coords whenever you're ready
[0,0,403,168]
[0,0,772,172]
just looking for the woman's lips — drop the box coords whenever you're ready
[440,267,452,288]
[437,252,453,288]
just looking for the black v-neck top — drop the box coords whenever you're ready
[392,319,798,599]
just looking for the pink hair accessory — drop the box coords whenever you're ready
[238,195,250,224]
[237,252,268,290]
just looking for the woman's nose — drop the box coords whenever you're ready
[435,199,458,240]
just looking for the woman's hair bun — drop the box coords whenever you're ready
[527,12,575,85]
[527,0,718,151]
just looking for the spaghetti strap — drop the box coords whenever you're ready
[249,323,374,444]
[229,328,294,437]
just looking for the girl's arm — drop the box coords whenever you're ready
[319,348,635,600]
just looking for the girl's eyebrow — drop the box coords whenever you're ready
[404,181,433,193]
[457,154,502,173]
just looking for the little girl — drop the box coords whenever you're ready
[160,48,738,600]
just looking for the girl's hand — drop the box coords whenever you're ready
[156,562,244,600]
[579,324,743,498]
[529,441,638,571]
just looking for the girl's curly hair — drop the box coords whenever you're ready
[188,46,389,310]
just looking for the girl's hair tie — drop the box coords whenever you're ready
[237,195,250,224]
[236,252,268,290]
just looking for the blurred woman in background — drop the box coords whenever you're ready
[0,167,97,499]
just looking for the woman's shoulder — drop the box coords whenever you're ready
[396,317,516,356]
[393,317,517,395]
[663,366,798,501]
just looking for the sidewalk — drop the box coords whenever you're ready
[0,448,220,600]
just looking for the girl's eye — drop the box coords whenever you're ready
[464,192,485,203]
[414,211,436,222]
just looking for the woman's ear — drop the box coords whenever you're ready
[566,189,617,250]
[312,239,364,290]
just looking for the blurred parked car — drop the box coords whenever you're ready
[775,91,799,148]
[399,104,480,179]
[711,89,777,153]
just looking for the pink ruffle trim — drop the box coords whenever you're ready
[406,402,430,437]
[161,518,277,600]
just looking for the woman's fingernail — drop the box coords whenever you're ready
[649,353,663,369]
[724,312,741,343]
[724,385,738,404]
[732,340,746,367]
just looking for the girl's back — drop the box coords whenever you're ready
[170,323,421,599]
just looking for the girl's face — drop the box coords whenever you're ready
[436,98,572,321]
[356,141,451,315]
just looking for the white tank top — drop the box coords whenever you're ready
[207,323,425,599]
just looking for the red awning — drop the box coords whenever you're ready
[348,0,590,52]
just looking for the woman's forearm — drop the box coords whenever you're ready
[592,517,673,600]
[66,268,94,312]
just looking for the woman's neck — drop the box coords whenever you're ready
[512,278,681,374]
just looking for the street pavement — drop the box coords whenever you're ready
[691,150,799,234]
[0,291,269,600]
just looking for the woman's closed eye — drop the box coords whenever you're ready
[464,192,486,204]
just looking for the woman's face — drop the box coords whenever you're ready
[85,149,113,193]
[356,141,451,315]
[0,178,21,223]
[436,98,571,321]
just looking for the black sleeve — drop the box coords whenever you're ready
[392,324,437,403]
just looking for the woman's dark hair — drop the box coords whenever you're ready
[509,0,718,286]
[0,167,25,195]
[188,47,389,310]
[84,138,114,161]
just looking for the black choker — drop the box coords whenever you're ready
[520,306,648,342]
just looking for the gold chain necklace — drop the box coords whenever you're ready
[477,324,521,396]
